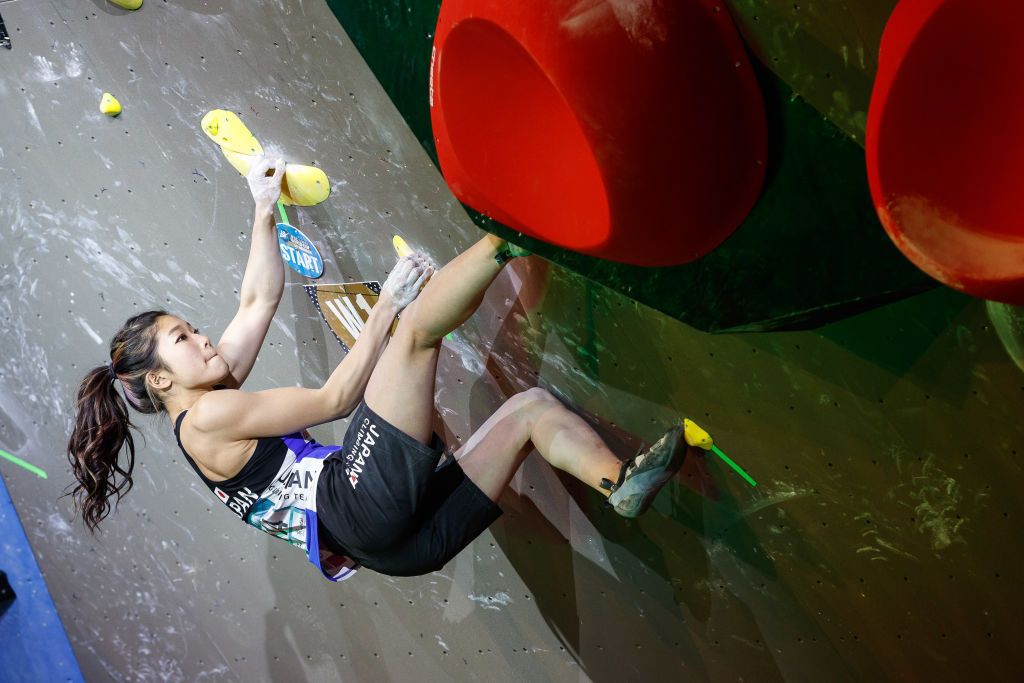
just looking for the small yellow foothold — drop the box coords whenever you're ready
[683,418,714,450]
[393,235,413,258]
[108,0,143,9]
[99,92,122,117]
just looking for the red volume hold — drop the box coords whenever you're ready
[429,0,767,267]
[867,0,1024,303]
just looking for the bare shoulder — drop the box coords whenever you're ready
[180,391,258,481]
[186,388,241,433]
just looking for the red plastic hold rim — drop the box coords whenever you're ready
[866,0,1024,303]
[430,0,767,267]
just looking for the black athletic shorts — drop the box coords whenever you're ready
[315,401,503,577]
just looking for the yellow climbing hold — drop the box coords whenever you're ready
[99,92,122,116]
[392,235,413,259]
[201,109,330,206]
[219,149,253,179]
[201,109,263,156]
[682,418,714,450]
[108,0,143,9]
[276,162,330,206]
[221,150,330,207]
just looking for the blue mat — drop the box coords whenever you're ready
[0,475,84,682]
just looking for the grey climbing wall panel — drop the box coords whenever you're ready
[0,1,1021,681]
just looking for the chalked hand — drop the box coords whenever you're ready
[381,254,434,311]
[246,157,285,210]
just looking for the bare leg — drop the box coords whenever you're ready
[362,234,508,444]
[402,233,506,345]
[454,388,625,504]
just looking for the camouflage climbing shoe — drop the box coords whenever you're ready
[494,239,532,266]
[602,422,687,518]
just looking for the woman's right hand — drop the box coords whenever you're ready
[381,253,434,312]
[246,156,285,211]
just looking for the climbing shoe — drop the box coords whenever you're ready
[494,239,532,266]
[602,421,687,518]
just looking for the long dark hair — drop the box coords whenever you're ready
[65,309,171,532]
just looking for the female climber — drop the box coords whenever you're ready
[66,156,689,580]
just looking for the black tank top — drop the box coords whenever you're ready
[173,410,288,519]
[171,402,360,582]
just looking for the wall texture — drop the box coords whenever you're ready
[0,1,1021,681]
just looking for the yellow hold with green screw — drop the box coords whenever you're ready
[682,418,757,487]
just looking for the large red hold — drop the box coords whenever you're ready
[429,0,767,267]
[867,0,1024,304]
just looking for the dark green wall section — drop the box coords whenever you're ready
[724,0,897,147]
[324,0,935,332]
[326,0,440,155]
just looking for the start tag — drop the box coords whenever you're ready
[277,222,324,279]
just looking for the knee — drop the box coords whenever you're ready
[408,328,442,350]
[506,386,556,409]
[520,386,557,405]
[504,387,559,426]
[394,309,441,350]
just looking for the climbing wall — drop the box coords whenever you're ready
[0,1,1021,680]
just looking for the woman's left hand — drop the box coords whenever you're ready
[381,253,434,312]
[246,157,285,209]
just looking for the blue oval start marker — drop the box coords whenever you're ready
[277,222,324,279]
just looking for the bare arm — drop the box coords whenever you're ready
[214,159,286,388]
[214,207,282,388]
[196,290,400,440]
[194,254,432,440]
[236,204,283,308]
[321,291,401,416]
[321,252,433,415]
